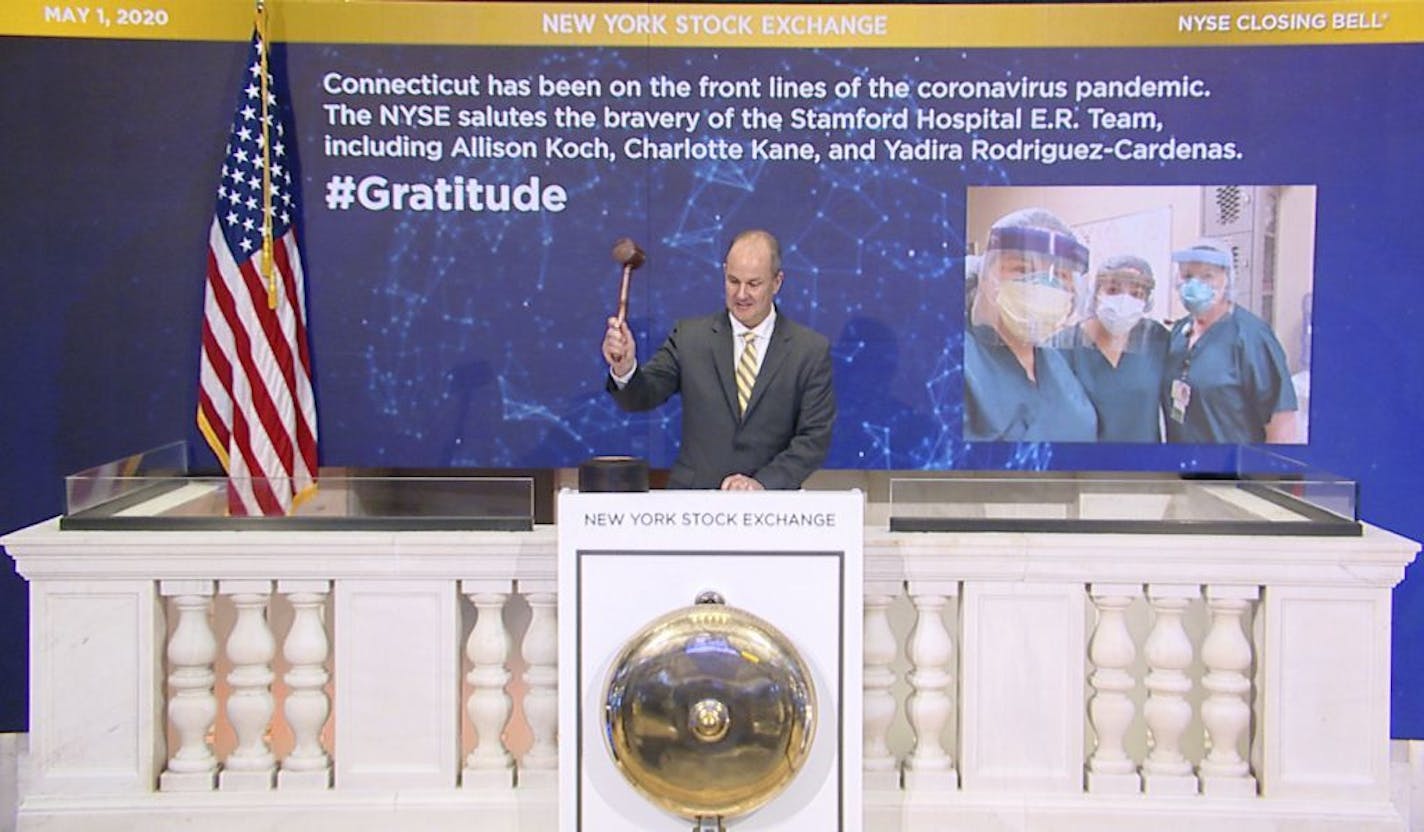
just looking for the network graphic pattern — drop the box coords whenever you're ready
[289,43,1284,472]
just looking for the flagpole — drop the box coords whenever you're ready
[256,0,277,310]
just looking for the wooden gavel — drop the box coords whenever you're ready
[612,237,646,325]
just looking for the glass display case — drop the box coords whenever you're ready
[888,447,1359,536]
[61,442,543,531]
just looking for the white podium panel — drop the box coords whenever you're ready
[334,580,461,789]
[1262,585,1393,801]
[29,579,162,795]
[960,581,1086,793]
[558,490,863,832]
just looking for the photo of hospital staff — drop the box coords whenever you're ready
[1057,256,1171,442]
[1164,239,1299,443]
[965,185,1313,445]
[963,207,1098,442]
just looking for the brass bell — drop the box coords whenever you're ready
[602,591,817,828]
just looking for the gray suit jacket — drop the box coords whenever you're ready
[607,309,836,489]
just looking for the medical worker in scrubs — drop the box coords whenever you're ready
[1162,239,1299,443]
[1059,255,1170,442]
[964,208,1097,442]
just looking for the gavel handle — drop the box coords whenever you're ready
[616,264,632,325]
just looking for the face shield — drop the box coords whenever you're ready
[974,225,1089,346]
[1171,242,1233,317]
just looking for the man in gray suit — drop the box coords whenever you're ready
[602,229,836,490]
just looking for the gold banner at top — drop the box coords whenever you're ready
[4,0,1422,47]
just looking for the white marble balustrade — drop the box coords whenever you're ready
[2,514,1417,831]
[871,527,1417,831]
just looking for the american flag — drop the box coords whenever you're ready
[197,19,318,516]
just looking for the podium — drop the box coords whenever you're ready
[557,489,864,831]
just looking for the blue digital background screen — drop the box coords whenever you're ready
[284,43,1386,472]
[2,31,1422,733]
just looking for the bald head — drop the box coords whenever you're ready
[726,229,782,276]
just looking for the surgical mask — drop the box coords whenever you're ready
[996,275,1072,345]
[1095,293,1147,336]
[1179,278,1219,315]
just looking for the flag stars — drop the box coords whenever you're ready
[215,35,303,245]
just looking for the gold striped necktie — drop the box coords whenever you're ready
[736,330,758,417]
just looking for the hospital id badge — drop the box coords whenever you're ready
[1169,378,1191,424]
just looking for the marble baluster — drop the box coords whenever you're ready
[1200,585,1259,797]
[864,588,901,790]
[278,580,332,789]
[520,584,558,788]
[160,581,218,792]
[462,585,513,788]
[904,584,957,790]
[1250,591,1266,786]
[219,580,277,790]
[1087,583,1143,794]
[1142,584,1199,796]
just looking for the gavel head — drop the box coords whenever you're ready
[612,237,647,270]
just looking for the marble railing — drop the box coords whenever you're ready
[2,511,1417,831]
